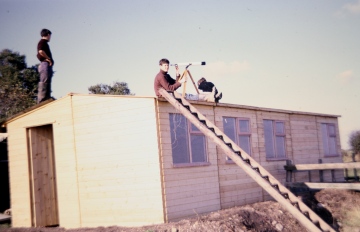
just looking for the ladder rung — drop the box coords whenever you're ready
[208,127,215,133]
[281,192,289,199]
[291,202,300,209]
[252,167,260,173]
[303,212,310,218]
[234,151,241,157]
[225,143,232,148]
[243,159,251,165]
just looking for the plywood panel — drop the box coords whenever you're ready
[71,96,164,227]
[7,96,81,228]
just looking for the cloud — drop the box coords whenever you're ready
[336,0,360,17]
[337,70,354,84]
[202,60,250,79]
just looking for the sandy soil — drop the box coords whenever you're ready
[1,189,360,232]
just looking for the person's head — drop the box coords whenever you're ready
[159,58,170,73]
[40,29,52,41]
[198,77,206,86]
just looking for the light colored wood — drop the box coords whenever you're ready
[287,182,360,190]
[287,162,360,170]
[159,88,334,232]
[27,125,59,227]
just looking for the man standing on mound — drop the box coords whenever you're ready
[37,28,54,103]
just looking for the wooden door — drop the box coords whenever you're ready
[27,125,59,227]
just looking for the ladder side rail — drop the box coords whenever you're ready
[160,89,334,232]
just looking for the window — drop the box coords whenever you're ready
[263,120,286,159]
[321,123,338,156]
[169,113,207,165]
[223,117,252,159]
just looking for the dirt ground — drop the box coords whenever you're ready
[1,189,360,232]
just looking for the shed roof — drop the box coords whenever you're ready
[1,92,341,127]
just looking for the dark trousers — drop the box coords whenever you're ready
[37,62,53,103]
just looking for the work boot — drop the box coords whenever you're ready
[215,92,222,103]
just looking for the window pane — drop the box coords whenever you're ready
[264,120,275,158]
[191,135,206,162]
[276,136,286,158]
[191,123,200,132]
[239,120,249,133]
[239,135,251,155]
[275,122,284,135]
[223,117,236,142]
[329,137,337,155]
[321,124,330,155]
[328,124,335,136]
[169,114,189,164]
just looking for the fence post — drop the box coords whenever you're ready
[286,160,293,182]
[319,159,324,182]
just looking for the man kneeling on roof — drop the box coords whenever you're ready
[154,58,222,103]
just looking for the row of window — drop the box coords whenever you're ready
[169,113,338,165]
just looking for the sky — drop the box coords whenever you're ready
[0,0,359,149]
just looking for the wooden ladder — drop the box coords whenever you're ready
[159,88,335,232]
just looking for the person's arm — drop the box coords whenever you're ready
[38,50,53,66]
[159,75,181,92]
[175,64,181,81]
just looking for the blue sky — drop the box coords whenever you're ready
[1,0,359,149]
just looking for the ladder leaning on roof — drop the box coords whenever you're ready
[158,88,335,232]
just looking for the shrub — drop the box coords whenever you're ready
[349,130,360,154]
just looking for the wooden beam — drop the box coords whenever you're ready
[285,162,360,171]
[286,182,360,191]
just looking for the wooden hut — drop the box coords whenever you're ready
[2,93,342,228]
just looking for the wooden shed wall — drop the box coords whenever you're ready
[157,100,342,217]
[71,95,164,227]
[214,107,264,209]
[289,115,343,183]
[7,95,165,228]
[157,101,221,222]
[7,96,81,227]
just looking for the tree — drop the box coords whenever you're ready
[0,49,39,123]
[349,130,360,154]
[88,81,134,95]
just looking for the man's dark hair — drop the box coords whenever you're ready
[40,29,52,37]
[159,58,169,65]
[198,77,206,86]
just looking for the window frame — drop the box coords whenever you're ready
[169,113,209,167]
[263,119,287,161]
[222,117,252,163]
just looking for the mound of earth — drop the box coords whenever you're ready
[1,189,360,232]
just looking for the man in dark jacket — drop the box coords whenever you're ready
[154,58,183,97]
[37,28,54,103]
[198,77,222,103]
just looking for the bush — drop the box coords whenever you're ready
[349,130,360,154]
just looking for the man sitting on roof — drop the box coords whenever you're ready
[154,58,222,103]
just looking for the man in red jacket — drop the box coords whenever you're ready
[154,58,219,103]
[154,58,182,97]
